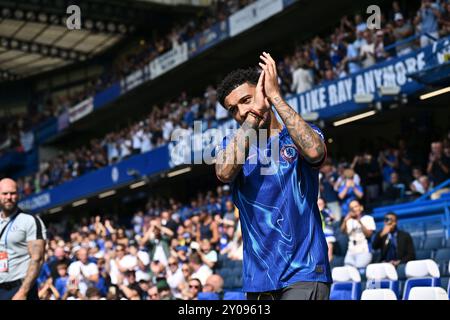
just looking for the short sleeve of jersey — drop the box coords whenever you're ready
[25,214,47,242]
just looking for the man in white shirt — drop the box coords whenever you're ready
[189,252,212,286]
[340,200,376,268]
[290,60,313,94]
[359,30,376,69]
[166,256,184,299]
[68,248,99,296]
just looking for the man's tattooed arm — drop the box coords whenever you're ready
[272,96,325,164]
[215,114,260,183]
[12,239,46,300]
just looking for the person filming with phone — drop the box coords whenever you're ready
[372,212,415,267]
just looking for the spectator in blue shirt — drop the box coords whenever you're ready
[54,262,69,297]
[414,0,442,47]
[338,168,364,215]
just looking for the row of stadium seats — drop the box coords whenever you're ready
[216,256,243,290]
[330,260,450,300]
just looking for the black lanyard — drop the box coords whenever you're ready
[0,211,19,241]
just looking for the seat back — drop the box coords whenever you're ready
[198,292,220,300]
[366,263,398,281]
[405,259,440,278]
[403,259,441,300]
[330,282,362,300]
[332,266,361,282]
[403,277,441,300]
[223,291,246,300]
[361,289,397,300]
[408,287,448,300]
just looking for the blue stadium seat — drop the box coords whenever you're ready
[448,280,450,299]
[397,264,407,280]
[403,277,441,300]
[438,261,449,277]
[423,237,444,250]
[335,234,348,256]
[435,248,450,262]
[402,259,442,300]
[330,266,362,300]
[415,249,432,260]
[223,291,246,300]
[371,250,381,264]
[330,256,345,268]
[330,282,362,300]
[366,280,400,299]
[412,236,423,250]
[198,292,220,300]
[440,277,449,293]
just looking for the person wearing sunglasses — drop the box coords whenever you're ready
[372,212,415,267]
[187,278,202,300]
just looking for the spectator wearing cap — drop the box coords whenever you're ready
[372,212,415,266]
[156,278,173,300]
[414,0,441,48]
[175,245,189,264]
[393,12,415,56]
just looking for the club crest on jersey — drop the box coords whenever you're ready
[281,145,298,163]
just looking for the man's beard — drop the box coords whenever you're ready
[1,202,17,213]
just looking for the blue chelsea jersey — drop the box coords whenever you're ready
[220,124,332,292]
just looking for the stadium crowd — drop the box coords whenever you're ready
[4,0,450,156]
[39,184,242,300]
[36,133,449,300]
[0,0,256,156]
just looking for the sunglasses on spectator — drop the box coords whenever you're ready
[169,262,178,266]
[189,284,200,289]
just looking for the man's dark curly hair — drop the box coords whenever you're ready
[217,67,260,107]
